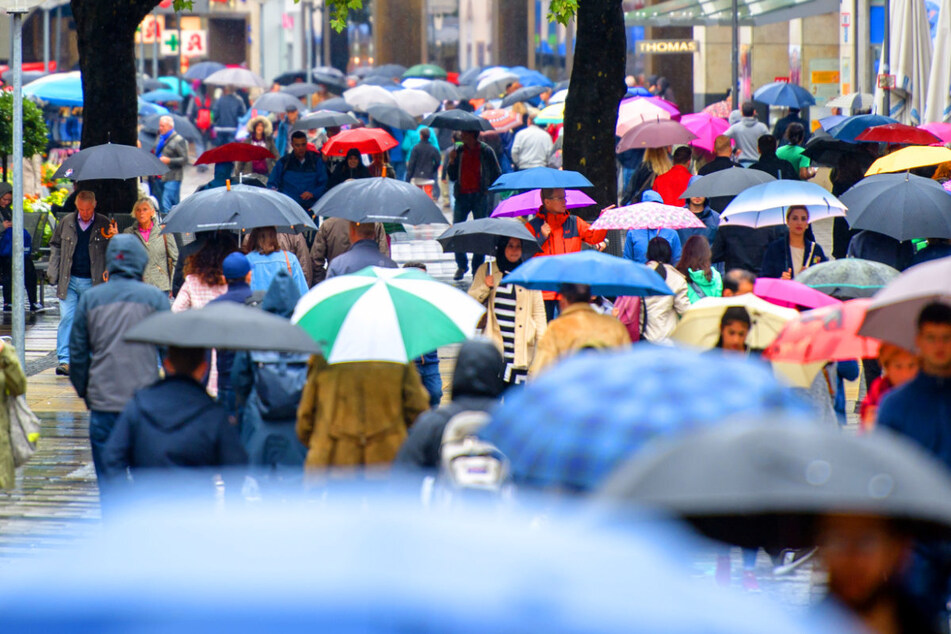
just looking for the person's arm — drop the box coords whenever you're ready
[292,235,312,286]
[673,276,691,317]
[622,230,636,261]
[231,351,254,403]
[165,234,179,285]
[445,146,460,181]
[468,262,492,303]
[402,363,431,429]
[531,290,548,339]
[68,294,91,398]
[310,229,329,283]
[296,355,321,446]
[405,146,419,181]
[267,156,284,190]
[511,133,524,168]
[375,223,390,257]
[312,156,328,199]
[99,406,135,486]
[577,217,608,246]
[669,232,682,263]
[529,327,559,377]
[47,217,63,285]
[483,145,502,187]
[290,255,309,295]
[759,241,784,279]
[165,137,187,169]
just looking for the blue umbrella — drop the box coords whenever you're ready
[509,65,554,88]
[752,81,816,108]
[137,98,169,117]
[141,89,185,104]
[23,73,83,106]
[828,114,898,142]
[158,75,193,96]
[720,180,847,228]
[818,114,847,130]
[183,61,225,80]
[481,346,810,492]
[627,86,652,97]
[489,166,593,192]
[501,250,673,297]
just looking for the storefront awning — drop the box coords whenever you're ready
[624,0,838,27]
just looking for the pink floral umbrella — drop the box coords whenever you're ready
[616,99,672,137]
[490,189,597,218]
[703,99,732,119]
[621,95,681,119]
[680,112,729,153]
[589,202,706,231]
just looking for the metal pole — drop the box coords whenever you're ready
[305,0,313,80]
[882,0,890,114]
[259,0,266,77]
[42,8,49,72]
[852,0,859,92]
[177,19,183,97]
[54,6,62,72]
[152,11,159,78]
[731,0,739,110]
[322,3,331,68]
[139,22,145,76]
[11,10,26,368]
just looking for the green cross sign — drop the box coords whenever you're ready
[164,32,179,52]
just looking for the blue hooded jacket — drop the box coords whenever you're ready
[623,190,683,264]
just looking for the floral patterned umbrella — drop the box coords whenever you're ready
[481,108,523,132]
[703,99,732,119]
[589,202,706,231]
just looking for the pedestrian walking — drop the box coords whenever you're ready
[211,86,247,146]
[234,116,277,180]
[860,343,919,430]
[623,190,682,265]
[676,179,720,247]
[639,237,690,343]
[749,135,799,181]
[772,107,809,145]
[69,234,170,481]
[310,217,389,284]
[0,339,27,491]
[405,128,441,198]
[846,230,915,272]
[267,131,329,214]
[510,114,553,170]
[759,205,827,280]
[677,235,723,302]
[327,148,370,189]
[123,197,178,295]
[723,102,768,165]
[274,107,300,157]
[152,115,189,215]
[0,183,40,312]
[48,190,117,376]
[653,146,693,207]
[325,221,398,279]
[208,252,254,418]
[776,123,816,180]
[721,269,756,297]
[697,136,739,212]
[243,226,308,296]
[621,147,672,205]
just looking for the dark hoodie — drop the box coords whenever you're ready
[394,340,505,470]
[69,234,171,412]
[327,148,370,189]
[0,182,12,223]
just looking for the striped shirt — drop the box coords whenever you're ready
[493,283,526,385]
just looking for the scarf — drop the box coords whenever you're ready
[154,129,174,157]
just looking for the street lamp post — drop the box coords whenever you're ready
[731,0,739,110]
[882,0,891,114]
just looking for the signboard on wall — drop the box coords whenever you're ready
[161,30,208,57]
[135,15,164,44]
[809,58,841,104]
[635,39,698,54]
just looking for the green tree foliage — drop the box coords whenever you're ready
[0,93,49,159]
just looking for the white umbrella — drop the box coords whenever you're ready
[720,181,847,228]
[391,88,440,117]
[476,71,519,99]
[824,93,875,112]
[401,77,432,90]
[548,89,568,104]
[343,85,398,111]
[204,68,267,89]
[874,0,932,124]
[925,0,951,123]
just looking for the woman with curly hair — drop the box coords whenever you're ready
[172,231,237,312]
[235,115,278,178]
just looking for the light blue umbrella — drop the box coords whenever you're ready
[489,166,593,192]
[141,89,185,104]
[502,250,673,297]
[818,114,847,130]
[753,81,816,108]
[158,75,193,96]
[720,180,847,228]
[509,65,555,88]
[137,98,169,117]
[23,73,83,106]
[828,114,898,142]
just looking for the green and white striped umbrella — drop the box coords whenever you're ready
[292,267,486,364]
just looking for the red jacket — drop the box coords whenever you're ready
[526,210,607,300]
[859,375,894,430]
[653,164,692,207]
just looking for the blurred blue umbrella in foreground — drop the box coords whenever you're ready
[502,250,673,297]
[489,166,593,192]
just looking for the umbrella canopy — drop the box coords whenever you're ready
[858,256,951,350]
[533,102,564,125]
[252,91,301,113]
[702,99,731,118]
[502,251,673,297]
[481,346,808,492]
[203,67,267,89]
[720,180,847,228]
[422,110,493,132]
[138,77,166,92]
[824,92,875,111]
[436,218,541,257]
[367,63,407,79]
[366,104,417,130]
[801,131,868,167]
[183,61,226,80]
[140,89,184,104]
[420,79,461,101]
[681,167,775,199]
[124,302,322,354]
[616,99,673,137]
[680,112,729,153]
[158,76,192,96]
[162,185,317,234]
[818,115,848,130]
[272,70,307,85]
[343,85,398,111]
[293,267,483,363]
[617,120,697,152]
[919,122,951,144]
[763,299,879,364]
[141,113,201,143]
[310,177,447,225]
[873,0,932,125]
[281,82,321,99]
[489,167,593,192]
[401,77,433,90]
[52,143,168,180]
[457,66,484,85]
[316,97,353,113]
[509,66,555,89]
[828,114,899,142]
[391,88,439,117]
[321,128,398,157]
[752,81,816,108]
[402,63,447,79]
[137,99,169,117]
[865,145,951,175]
[311,72,348,94]
[194,142,274,166]
[500,85,548,108]
[590,202,706,231]
[481,108,522,132]
[671,294,799,350]
[23,71,83,106]
[600,421,951,549]
[476,71,519,98]
[796,259,900,300]
[548,88,568,104]
[752,278,843,311]
[840,172,951,240]
[490,189,595,218]
[292,110,360,132]
[854,123,940,145]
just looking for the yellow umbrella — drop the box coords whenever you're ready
[865,146,951,175]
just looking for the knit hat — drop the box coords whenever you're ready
[222,252,251,280]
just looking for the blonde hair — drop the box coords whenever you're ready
[645,147,672,176]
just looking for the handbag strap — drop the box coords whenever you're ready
[162,234,173,281]
[283,250,292,275]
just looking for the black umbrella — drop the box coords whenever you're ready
[253,91,302,113]
[358,75,399,88]
[366,104,417,130]
[421,80,462,101]
[367,64,407,79]
[292,110,360,131]
[795,258,900,300]
[599,421,951,549]
[184,61,226,81]
[311,72,347,94]
[501,85,549,108]
[422,110,492,132]
[124,302,322,354]
[311,177,447,225]
[802,131,865,167]
[840,172,951,241]
[162,185,317,234]
[437,218,541,257]
[682,167,775,199]
[52,143,168,180]
[141,113,202,143]
[272,70,307,85]
[317,97,353,113]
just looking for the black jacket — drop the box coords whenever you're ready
[697,156,739,212]
[711,225,785,275]
[750,154,799,181]
[406,142,441,181]
[760,237,827,279]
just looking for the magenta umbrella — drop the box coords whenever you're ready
[621,95,681,119]
[616,119,698,152]
[919,122,951,145]
[680,112,729,153]
[490,188,596,218]
[589,202,705,231]
[753,278,843,310]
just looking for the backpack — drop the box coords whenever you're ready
[249,350,310,420]
[439,410,509,492]
[195,97,213,132]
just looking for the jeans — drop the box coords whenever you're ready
[57,276,93,364]
[453,192,488,272]
[160,180,182,216]
[391,160,406,181]
[88,410,120,483]
[544,299,560,322]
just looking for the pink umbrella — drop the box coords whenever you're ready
[753,278,843,310]
[616,119,698,152]
[703,99,732,118]
[919,122,951,145]
[680,112,729,153]
[589,202,705,231]
[490,189,597,218]
[616,99,672,136]
[621,95,681,119]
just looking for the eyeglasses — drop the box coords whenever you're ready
[545,196,567,201]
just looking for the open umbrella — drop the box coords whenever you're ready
[391,88,439,117]
[194,142,274,166]
[616,120,697,152]
[864,145,951,175]
[359,75,400,88]
[252,91,301,113]
[671,294,799,350]
[137,98,169,117]
[315,97,353,113]
[680,112,729,154]
[436,218,540,257]
[548,88,568,104]
[533,102,564,125]
[292,267,483,363]
[402,63,447,80]
[312,72,348,94]
[824,92,875,111]
[753,81,816,108]
[366,104,417,130]
[702,99,731,118]
[616,99,673,137]
[752,278,843,311]
[720,181,847,228]
[422,110,493,132]
[481,109,522,132]
[854,123,940,145]
[490,167,593,192]
[858,256,951,351]
[183,61,225,81]
[311,177,447,225]
[490,189,596,218]
[293,110,360,131]
[801,131,868,167]
[476,71,519,99]
[52,143,168,180]
[124,302,322,354]
[162,185,316,234]
[919,122,951,144]
[500,85,548,108]
[321,128,398,157]
[141,113,201,143]
[828,114,898,142]
[763,299,879,364]
[367,63,407,79]
[138,77,166,92]
[23,71,83,106]
[272,70,307,85]
[590,202,706,231]
[681,167,775,199]
[401,77,433,90]
[840,172,951,240]
[818,115,848,130]
[158,76,192,96]
[140,89,184,104]
[343,85,398,111]
[420,79,461,101]
[203,67,267,89]
[281,83,321,99]
[502,251,673,297]
[796,259,900,300]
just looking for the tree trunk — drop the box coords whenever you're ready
[72,0,157,216]
[562,0,626,227]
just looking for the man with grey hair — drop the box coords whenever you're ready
[153,115,188,215]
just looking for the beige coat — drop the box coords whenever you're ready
[310,217,390,283]
[0,341,28,490]
[123,213,179,292]
[530,303,631,376]
[642,262,690,343]
[468,262,546,370]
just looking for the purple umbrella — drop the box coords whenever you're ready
[490,189,597,217]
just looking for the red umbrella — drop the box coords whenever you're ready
[321,127,398,157]
[616,119,697,152]
[194,142,275,165]
[855,123,941,145]
[763,299,881,364]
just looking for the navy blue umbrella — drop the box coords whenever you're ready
[184,61,226,81]
[310,177,447,225]
[501,250,672,297]
[752,81,816,108]
[489,166,593,192]
[162,185,317,234]
[828,114,898,142]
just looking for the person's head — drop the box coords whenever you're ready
[286,106,299,123]
[786,205,810,238]
[403,261,427,272]
[757,134,777,157]
[722,269,756,297]
[290,131,308,159]
[540,187,567,215]
[105,233,149,280]
[158,115,174,136]
[500,237,523,264]
[451,339,505,399]
[461,130,479,148]
[348,221,376,244]
[221,251,252,285]
[785,122,805,146]
[558,283,592,308]
[644,147,673,176]
[716,306,751,351]
[245,226,280,256]
[184,231,238,287]
[326,125,341,138]
[0,183,12,208]
[741,101,755,117]
[131,197,157,228]
[686,175,706,209]
[877,342,919,387]
[713,135,732,158]
[75,190,96,222]
[419,127,431,142]
[916,302,951,374]
[345,148,361,170]
[163,346,209,382]
[676,235,713,279]
[671,145,692,166]
[817,514,911,615]
[646,236,672,265]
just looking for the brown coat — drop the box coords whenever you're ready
[530,303,631,376]
[310,217,390,283]
[296,356,429,472]
[48,212,112,300]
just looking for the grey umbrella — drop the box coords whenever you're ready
[437,218,541,257]
[52,143,168,180]
[293,110,360,131]
[367,63,407,79]
[311,71,347,94]
[501,85,549,108]
[422,110,492,132]
[795,258,900,300]
[358,75,399,88]
[840,173,951,241]
[421,79,462,101]
[124,302,322,354]
[317,97,353,113]
[253,91,302,113]
[204,67,267,89]
[162,185,317,234]
[682,167,776,199]
[599,421,951,549]
[138,77,166,92]
[367,104,418,130]
[311,177,447,225]
[282,82,321,98]
[184,61,226,81]
[141,113,202,143]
